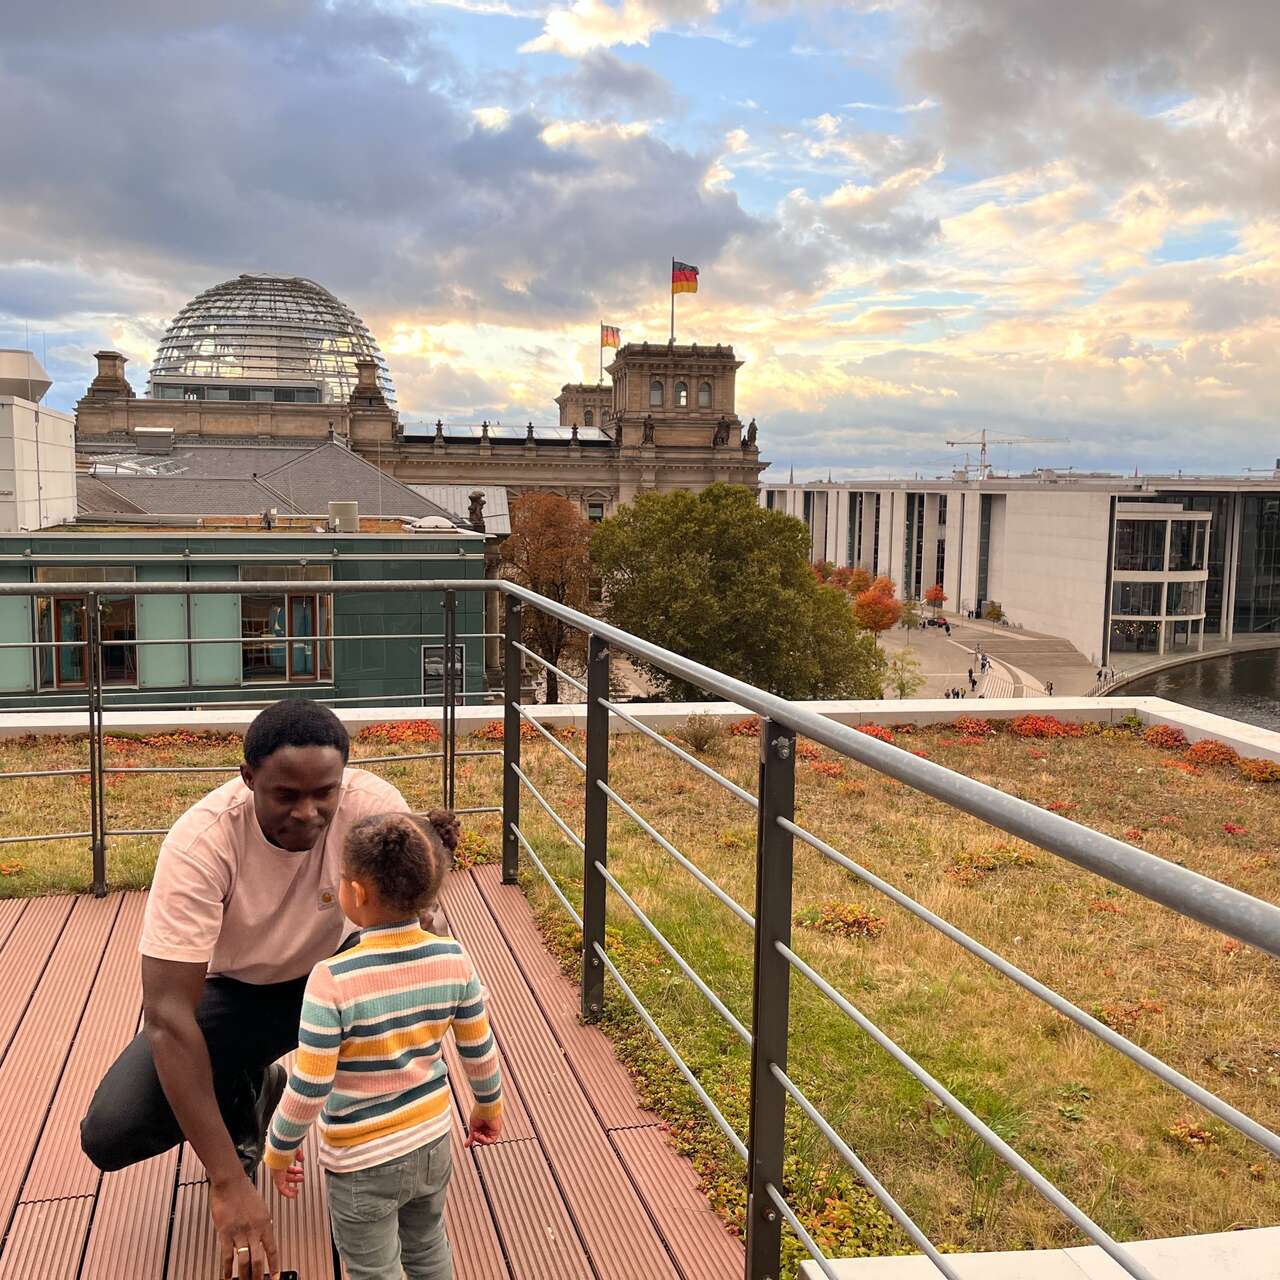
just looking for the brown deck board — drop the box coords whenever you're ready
[474,863,660,1131]
[0,900,26,954]
[0,895,76,1066]
[0,893,119,1236]
[0,877,736,1280]
[167,1181,219,1279]
[0,1197,94,1280]
[442,869,681,1280]
[612,1126,745,1280]
[79,1149,179,1279]
[444,1092,511,1280]
[475,1139,594,1280]
[21,893,145,1201]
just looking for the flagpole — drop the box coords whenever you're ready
[670,257,675,342]
[599,324,603,385]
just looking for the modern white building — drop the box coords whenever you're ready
[761,471,1280,666]
[0,351,77,533]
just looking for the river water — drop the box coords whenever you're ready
[1121,647,1280,731]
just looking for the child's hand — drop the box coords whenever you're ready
[465,1110,502,1147]
[270,1151,305,1200]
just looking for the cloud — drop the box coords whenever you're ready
[552,51,679,115]
[521,0,720,55]
[844,98,936,113]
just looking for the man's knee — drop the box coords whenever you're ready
[80,1103,129,1173]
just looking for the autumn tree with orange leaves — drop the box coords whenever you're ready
[500,493,593,703]
[853,576,903,637]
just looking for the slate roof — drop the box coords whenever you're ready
[77,442,457,523]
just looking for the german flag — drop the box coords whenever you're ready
[671,261,699,295]
[601,324,621,347]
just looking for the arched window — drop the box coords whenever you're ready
[675,381,688,407]
[649,378,664,407]
[698,380,712,408]
[584,409,594,427]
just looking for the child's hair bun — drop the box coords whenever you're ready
[426,807,461,856]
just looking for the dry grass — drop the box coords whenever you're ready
[1,719,1278,1270]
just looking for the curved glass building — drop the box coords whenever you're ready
[149,273,395,406]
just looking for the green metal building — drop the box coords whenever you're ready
[0,527,488,709]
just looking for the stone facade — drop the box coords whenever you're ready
[555,383,613,428]
[75,342,766,521]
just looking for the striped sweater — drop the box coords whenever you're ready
[264,921,502,1174]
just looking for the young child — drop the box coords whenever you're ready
[265,810,503,1280]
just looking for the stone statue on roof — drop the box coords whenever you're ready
[642,414,655,444]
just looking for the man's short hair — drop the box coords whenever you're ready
[243,700,350,769]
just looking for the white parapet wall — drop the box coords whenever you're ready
[0,697,1276,762]
[799,1225,1280,1280]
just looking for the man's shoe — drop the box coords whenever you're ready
[235,1063,287,1180]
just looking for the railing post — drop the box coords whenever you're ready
[745,719,795,1280]
[87,592,107,898]
[501,595,522,884]
[581,636,610,1021]
[443,589,457,810]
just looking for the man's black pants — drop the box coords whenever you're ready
[80,972,309,1172]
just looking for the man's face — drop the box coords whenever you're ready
[241,745,346,851]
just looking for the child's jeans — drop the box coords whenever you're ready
[325,1135,452,1280]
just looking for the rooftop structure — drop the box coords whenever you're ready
[149,273,395,406]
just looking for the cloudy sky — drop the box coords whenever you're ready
[1,0,1276,481]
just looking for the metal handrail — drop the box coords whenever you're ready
[776,939,1156,1280]
[513,703,586,772]
[511,641,587,695]
[511,823,582,929]
[778,815,1280,1157]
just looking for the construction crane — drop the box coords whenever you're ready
[945,428,1070,479]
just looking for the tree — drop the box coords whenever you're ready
[900,597,923,634]
[847,567,873,596]
[592,484,885,700]
[983,601,1005,624]
[924,583,947,615]
[886,650,925,699]
[852,579,902,637]
[500,493,593,703]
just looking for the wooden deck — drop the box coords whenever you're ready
[0,865,744,1278]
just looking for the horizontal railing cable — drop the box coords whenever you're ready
[453,805,501,816]
[595,859,751,1045]
[775,940,1158,1280]
[763,1185,839,1280]
[0,767,89,780]
[769,1063,960,1279]
[597,780,754,929]
[598,697,758,807]
[513,703,586,772]
[511,762,584,852]
[510,642,587,696]
[510,823,582,928]
[779,816,1280,1158]
[0,831,91,844]
[591,941,748,1162]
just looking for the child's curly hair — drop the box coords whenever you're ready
[342,809,460,914]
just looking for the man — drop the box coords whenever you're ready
[81,700,411,1280]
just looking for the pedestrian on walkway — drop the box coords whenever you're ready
[1046,681,1054,697]
[967,667,974,684]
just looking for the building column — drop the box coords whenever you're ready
[943,493,963,608]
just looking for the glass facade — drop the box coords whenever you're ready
[934,494,947,590]
[1165,580,1205,616]
[1114,519,1165,571]
[1112,582,1162,615]
[35,567,137,689]
[1168,520,1206,571]
[239,565,333,683]
[1234,494,1280,633]
[976,495,992,606]
[1110,619,1162,653]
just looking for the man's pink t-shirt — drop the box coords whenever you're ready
[140,768,410,984]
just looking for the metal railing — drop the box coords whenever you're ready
[0,578,1278,1280]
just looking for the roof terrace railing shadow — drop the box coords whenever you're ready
[0,578,1277,1280]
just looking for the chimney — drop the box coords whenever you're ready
[348,358,387,409]
[329,500,359,533]
[85,350,135,400]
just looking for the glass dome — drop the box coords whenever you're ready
[149,273,395,406]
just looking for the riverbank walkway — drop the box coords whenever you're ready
[0,868,742,1279]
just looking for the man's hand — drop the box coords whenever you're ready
[465,1109,502,1147]
[269,1150,305,1201]
[212,1172,280,1280]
